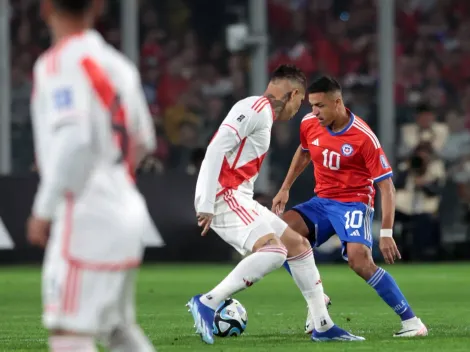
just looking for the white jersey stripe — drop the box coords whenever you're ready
[354,119,380,145]
[256,100,270,113]
[252,97,269,112]
[301,113,316,123]
[352,121,380,149]
[353,120,381,148]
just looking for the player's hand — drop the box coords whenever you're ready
[197,212,213,236]
[27,216,51,248]
[379,237,401,264]
[272,189,289,215]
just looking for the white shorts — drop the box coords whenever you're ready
[211,189,288,255]
[42,250,137,337]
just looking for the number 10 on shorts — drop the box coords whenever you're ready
[344,210,363,229]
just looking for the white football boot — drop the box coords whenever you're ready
[305,293,331,334]
[393,317,428,337]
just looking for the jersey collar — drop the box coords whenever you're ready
[326,109,355,136]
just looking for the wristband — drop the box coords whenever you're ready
[380,229,393,238]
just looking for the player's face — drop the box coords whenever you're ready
[278,88,305,121]
[308,92,341,127]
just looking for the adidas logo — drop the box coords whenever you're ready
[350,230,360,237]
[312,139,319,146]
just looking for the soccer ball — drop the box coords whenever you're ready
[213,298,248,337]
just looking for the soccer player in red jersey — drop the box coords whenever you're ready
[272,76,428,337]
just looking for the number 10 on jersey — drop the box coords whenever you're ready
[322,149,340,170]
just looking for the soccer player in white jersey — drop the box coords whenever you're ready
[27,1,160,351]
[189,65,365,344]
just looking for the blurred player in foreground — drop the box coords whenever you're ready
[190,65,364,344]
[273,76,428,337]
[27,0,161,351]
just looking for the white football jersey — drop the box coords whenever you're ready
[31,30,162,264]
[195,96,274,214]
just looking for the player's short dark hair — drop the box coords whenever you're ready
[307,76,342,94]
[52,0,93,14]
[270,64,307,90]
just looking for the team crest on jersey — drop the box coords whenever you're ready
[380,155,389,169]
[341,144,354,156]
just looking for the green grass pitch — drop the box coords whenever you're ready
[0,263,469,351]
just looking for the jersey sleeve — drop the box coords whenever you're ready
[32,62,95,219]
[362,136,393,183]
[195,127,239,214]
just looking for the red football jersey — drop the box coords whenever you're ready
[300,109,393,207]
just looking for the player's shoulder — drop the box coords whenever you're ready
[103,43,141,83]
[33,31,100,85]
[350,114,381,149]
[34,30,138,82]
[232,96,274,120]
[301,112,318,124]
[300,112,319,133]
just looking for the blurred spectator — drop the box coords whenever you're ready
[200,97,226,143]
[440,110,470,165]
[163,93,201,145]
[395,142,446,260]
[168,121,200,171]
[398,104,449,159]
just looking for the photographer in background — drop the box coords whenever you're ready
[398,104,448,160]
[395,142,446,261]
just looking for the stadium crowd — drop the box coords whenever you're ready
[9,0,470,258]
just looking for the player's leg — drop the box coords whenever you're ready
[189,190,289,344]
[200,231,287,310]
[43,258,99,351]
[104,270,155,352]
[279,228,363,341]
[327,201,427,337]
[280,209,311,275]
[260,206,364,341]
[280,203,333,333]
[189,228,287,344]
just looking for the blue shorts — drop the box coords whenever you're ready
[292,197,374,261]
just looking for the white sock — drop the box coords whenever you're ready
[108,324,156,352]
[49,336,98,352]
[200,246,288,310]
[288,248,334,332]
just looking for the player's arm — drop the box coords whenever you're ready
[272,126,310,215]
[196,108,262,234]
[32,66,95,221]
[362,139,401,264]
[376,178,395,232]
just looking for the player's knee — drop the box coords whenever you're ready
[106,324,155,352]
[280,227,311,257]
[347,243,377,279]
[252,234,287,269]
